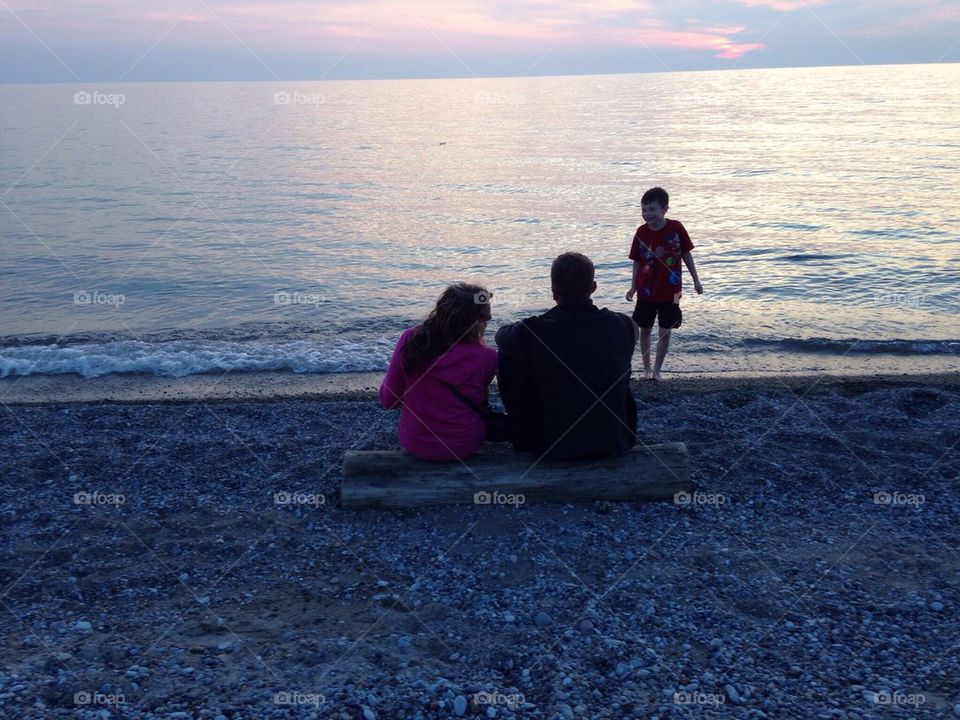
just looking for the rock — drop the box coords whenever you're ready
[930,601,944,612]
[726,684,741,703]
[363,708,376,720]
[616,662,629,676]
[952,702,960,717]
[534,611,552,626]
[75,621,92,632]
[453,695,468,716]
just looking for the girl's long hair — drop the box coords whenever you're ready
[402,283,491,375]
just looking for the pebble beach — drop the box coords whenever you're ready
[1,373,959,719]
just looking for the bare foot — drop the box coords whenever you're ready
[651,370,662,381]
[642,368,653,380]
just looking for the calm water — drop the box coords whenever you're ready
[1,64,958,377]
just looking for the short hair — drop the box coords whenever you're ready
[551,252,595,303]
[641,186,669,208]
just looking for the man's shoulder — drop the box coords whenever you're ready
[598,308,636,333]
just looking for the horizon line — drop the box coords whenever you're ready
[2,59,956,86]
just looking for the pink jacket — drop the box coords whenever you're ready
[380,327,498,462]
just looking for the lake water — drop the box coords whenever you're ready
[1,64,958,378]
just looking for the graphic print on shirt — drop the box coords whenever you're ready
[639,232,682,297]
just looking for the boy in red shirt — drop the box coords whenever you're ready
[625,187,703,380]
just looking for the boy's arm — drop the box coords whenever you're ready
[625,260,643,302]
[681,252,703,294]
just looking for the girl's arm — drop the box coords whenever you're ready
[379,334,409,409]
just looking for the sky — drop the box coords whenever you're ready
[2,0,959,83]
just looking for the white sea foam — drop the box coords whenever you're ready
[0,339,395,378]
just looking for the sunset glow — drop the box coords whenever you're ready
[2,0,958,81]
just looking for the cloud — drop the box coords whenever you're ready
[609,25,764,59]
[3,0,960,81]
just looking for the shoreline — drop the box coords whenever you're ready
[3,369,960,406]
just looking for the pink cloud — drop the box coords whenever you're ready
[608,25,764,59]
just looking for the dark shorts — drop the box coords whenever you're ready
[633,301,682,329]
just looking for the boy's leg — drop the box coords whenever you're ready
[652,328,671,380]
[639,327,652,377]
[632,303,656,380]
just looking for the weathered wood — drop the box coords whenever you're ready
[341,443,691,509]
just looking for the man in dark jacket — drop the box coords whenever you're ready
[495,252,638,460]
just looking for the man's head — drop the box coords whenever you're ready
[551,252,597,304]
[641,187,669,230]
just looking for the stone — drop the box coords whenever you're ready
[535,611,552,626]
[453,695,468,716]
[726,684,741,703]
[75,621,92,632]
[363,708,376,720]
[930,601,944,612]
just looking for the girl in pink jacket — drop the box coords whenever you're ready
[379,283,497,461]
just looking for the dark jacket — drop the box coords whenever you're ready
[496,300,637,460]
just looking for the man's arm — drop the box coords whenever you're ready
[681,252,703,294]
[625,260,643,302]
[495,321,524,359]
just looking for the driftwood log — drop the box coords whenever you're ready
[341,442,691,509]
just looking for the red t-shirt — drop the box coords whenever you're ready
[628,219,694,303]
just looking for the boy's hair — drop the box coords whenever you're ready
[551,252,595,304]
[641,186,669,208]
